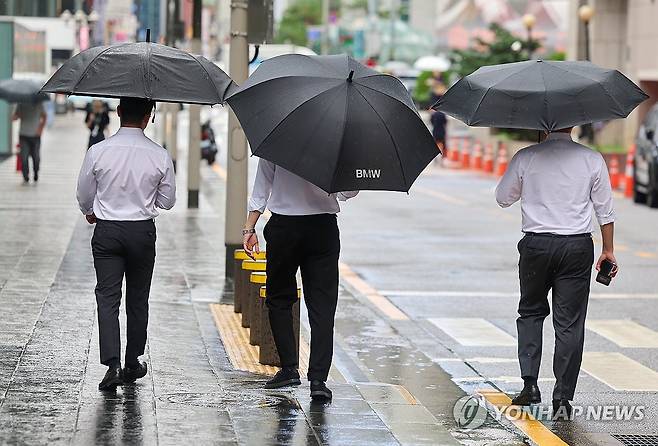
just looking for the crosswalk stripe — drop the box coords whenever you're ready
[582,352,658,391]
[381,290,658,300]
[428,318,516,346]
[586,320,658,348]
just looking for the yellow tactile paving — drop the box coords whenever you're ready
[478,390,569,446]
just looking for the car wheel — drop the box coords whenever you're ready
[647,171,658,208]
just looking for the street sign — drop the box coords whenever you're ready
[248,0,273,44]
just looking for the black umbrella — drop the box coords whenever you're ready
[226,54,438,193]
[0,79,49,103]
[433,60,648,131]
[41,41,236,105]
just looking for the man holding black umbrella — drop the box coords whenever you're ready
[495,127,617,419]
[243,160,357,401]
[77,97,176,391]
[12,101,46,183]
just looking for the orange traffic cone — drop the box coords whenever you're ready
[483,143,494,173]
[450,138,460,163]
[461,139,471,169]
[472,142,483,170]
[608,156,621,190]
[495,144,509,177]
[624,144,635,198]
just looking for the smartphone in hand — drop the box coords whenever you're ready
[596,259,616,286]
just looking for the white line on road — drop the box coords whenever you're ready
[428,318,517,347]
[412,186,469,206]
[380,290,658,300]
[582,352,658,391]
[586,320,658,348]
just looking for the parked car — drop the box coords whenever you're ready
[634,103,658,207]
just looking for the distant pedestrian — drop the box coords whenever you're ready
[495,128,617,420]
[243,160,358,401]
[76,97,176,391]
[85,99,110,148]
[430,109,447,155]
[12,101,47,183]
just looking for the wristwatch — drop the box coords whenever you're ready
[242,228,256,235]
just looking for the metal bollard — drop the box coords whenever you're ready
[240,260,266,328]
[233,249,265,313]
[249,272,267,345]
[258,285,301,367]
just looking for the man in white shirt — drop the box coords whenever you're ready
[495,128,618,419]
[77,97,176,391]
[243,158,357,401]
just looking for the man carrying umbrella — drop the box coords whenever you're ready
[243,163,357,400]
[434,59,647,419]
[495,127,617,419]
[12,101,46,184]
[76,97,176,391]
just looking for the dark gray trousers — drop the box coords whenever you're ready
[92,219,156,367]
[516,233,594,401]
[19,135,40,181]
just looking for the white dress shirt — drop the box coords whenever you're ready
[495,132,615,235]
[77,127,176,221]
[248,159,358,215]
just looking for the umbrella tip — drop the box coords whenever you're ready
[146,28,151,43]
[347,70,354,82]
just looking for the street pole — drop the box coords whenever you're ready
[165,0,178,169]
[584,21,590,61]
[388,0,398,61]
[321,0,330,55]
[187,0,202,208]
[224,1,249,281]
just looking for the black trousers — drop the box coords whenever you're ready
[19,135,40,181]
[517,233,594,400]
[91,219,156,367]
[264,213,340,382]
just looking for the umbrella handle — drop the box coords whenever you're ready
[146,28,151,43]
[347,70,354,82]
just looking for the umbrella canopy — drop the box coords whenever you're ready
[0,79,49,103]
[41,42,236,105]
[226,54,438,193]
[433,60,648,131]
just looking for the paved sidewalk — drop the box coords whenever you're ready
[0,113,525,445]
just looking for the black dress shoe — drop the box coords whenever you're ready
[310,380,332,401]
[98,366,122,391]
[123,361,148,384]
[264,368,301,389]
[552,399,573,421]
[511,384,541,406]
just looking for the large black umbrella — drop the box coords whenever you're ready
[226,54,438,193]
[433,60,648,131]
[0,79,49,103]
[41,42,236,105]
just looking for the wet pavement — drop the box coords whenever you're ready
[0,112,526,445]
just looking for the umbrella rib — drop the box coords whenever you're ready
[70,45,121,94]
[469,66,533,125]
[548,64,626,115]
[187,54,222,103]
[352,85,408,190]
[354,77,419,115]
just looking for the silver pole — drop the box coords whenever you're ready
[321,0,330,55]
[187,0,202,208]
[224,0,249,280]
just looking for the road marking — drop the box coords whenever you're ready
[381,290,658,300]
[586,320,658,348]
[582,352,658,391]
[339,263,409,320]
[635,251,657,258]
[453,376,555,383]
[479,390,570,446]
[412,186,469,206]
[428,318,516,346]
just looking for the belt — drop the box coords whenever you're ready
[523,232,591,239]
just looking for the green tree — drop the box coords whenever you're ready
[275,0,322,45]
[449,23,541,79]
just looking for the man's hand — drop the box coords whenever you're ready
[596,251,619,277]
[85,213,97,225]
[243,231,259,259]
